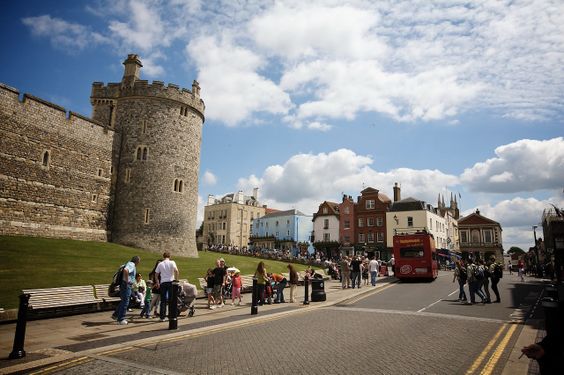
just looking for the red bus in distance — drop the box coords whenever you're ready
[393,229,438,281]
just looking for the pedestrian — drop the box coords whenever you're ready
[479,259,492,303]
[212,259,227,307]
[112,255,140,325]
[287,264,299,303]
[140,280,153,318]
[489,257,502,303]
[340,257,350,289]
[518,260,525,281]
[362,259,369,286]
[231,271,242,305]
[508,261,512,275]
[466,259,486,304]
[205,268,216,309]
[350,256,362,289]
[132,273,146,308]
[368,256,379,286]
[270,272,287,303]
[453,260,467,302]
[155,251,179,322]
[254,261,268,305]
[148,260,162,317]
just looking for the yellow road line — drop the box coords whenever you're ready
[29,356,91,375]
[465,324,508,374]
[480,324,518,375]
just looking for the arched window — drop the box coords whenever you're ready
[142,147,148,161]
[174,179,178,192]
[178,180,183,193]
[42,151,50,167]
[173,179,184,193]
[136,147,142,160]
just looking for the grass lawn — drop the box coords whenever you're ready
[0,236,313,310]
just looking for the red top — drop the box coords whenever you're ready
[232,275,242,288]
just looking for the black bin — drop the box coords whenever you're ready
[311,278,326,302]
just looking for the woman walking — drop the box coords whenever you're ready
[254,261,268,305]
[453,260,467,302]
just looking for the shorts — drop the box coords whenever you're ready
[213,284,222,299]
[206,287,213,295]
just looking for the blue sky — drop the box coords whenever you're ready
[1,0,563,251]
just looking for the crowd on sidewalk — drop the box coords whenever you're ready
[452,257,505,305]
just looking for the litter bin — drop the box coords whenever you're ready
[310,278,326,302]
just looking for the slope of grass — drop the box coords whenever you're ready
[0,236,311,309]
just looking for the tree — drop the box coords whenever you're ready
[507,246,525,255]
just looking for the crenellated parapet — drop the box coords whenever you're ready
[91,79,205,119]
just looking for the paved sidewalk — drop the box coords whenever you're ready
[0,275,538,374]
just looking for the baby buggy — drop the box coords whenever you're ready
[176,281,197,317]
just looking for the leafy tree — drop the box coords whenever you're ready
[507,246,525,255]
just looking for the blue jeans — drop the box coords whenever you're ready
[457,279,467,301]
[469,281,485,303]
[159,281,173,320]
[140,301,150,317]
[115,280,132,321]
[370,271,378,286]
[351,272,360,288]
[276,279,287,302]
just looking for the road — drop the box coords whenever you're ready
[38,272,546,374]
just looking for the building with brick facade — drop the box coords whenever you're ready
[0,54,205,256]
[355,187,392,259]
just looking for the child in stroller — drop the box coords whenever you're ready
[176,281,197,317]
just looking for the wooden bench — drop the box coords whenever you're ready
[22,285,104,318]
[93,284,121,303]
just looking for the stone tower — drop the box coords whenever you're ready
[90,54,205,256]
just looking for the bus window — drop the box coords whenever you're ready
[400,246,424,258]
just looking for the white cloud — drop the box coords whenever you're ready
[461,137,564,193]
[237,148,458,210]
[22,15,110,50]
[202,170,217,186]
[186,35,292,125]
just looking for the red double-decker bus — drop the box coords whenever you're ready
[393,229,438,281]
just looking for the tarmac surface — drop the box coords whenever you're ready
[0,272,545,374]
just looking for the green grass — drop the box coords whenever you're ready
[0,236,312,310]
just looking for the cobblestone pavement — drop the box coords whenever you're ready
[51,308,514,375]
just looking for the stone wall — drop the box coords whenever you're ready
[0,83,115,241]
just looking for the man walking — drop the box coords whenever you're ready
[368,256,380,286]
[339,256,350,289]
[489,257,502,303]
[155,251,179,322]
[113,256,140,325]
[350,256,362,289]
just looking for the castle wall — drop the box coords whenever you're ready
[0,83,116,241]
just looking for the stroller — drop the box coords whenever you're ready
[176,281,197,317]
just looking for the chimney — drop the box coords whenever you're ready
[393,182,401,202]
[122,54,143,87]
[253,187,259,201]
[207,194,215,205]
[237,190,244,204]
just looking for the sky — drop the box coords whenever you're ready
[1,0,563,252]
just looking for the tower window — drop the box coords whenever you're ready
[125,168,131,183]
[42,150,50,168]
[91,194,98,203]
[142,147,148,161]
[97,168,103,177]
[144,208,150,224]
[173,179,184,193]
[136,147,142,160]
[142,120,147,134]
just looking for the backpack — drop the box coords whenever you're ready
[475,265,485,280]
[493,263,503,279]
[467,265,476,282]
[483,266,491,278]
[108,264,125,297]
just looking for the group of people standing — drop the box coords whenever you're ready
[453,257,503,304]
[338,255,386,289]
[253,261,300,305]
[204,257,242,309]
[112,251,180,325]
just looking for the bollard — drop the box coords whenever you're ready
[9,293,30,360]
[168,281,179,330]
[303,276,310,305]
[251,277,258,315]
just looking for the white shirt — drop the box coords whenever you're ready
[155,258,178,282]
[368,259,380,272]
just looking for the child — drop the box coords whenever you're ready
[205,268,216,309]
[132,273,146,308]
[140,280,153,318]
[231,271,242,305]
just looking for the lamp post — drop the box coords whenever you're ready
[533,225,540,277]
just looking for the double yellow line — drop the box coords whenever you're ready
[465,323,518,375]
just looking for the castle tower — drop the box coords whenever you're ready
[90,54,205,257]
